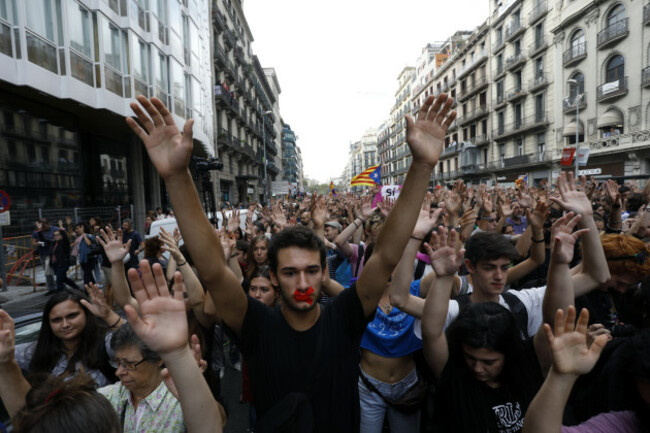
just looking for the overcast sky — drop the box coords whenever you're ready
[243,0,489,183]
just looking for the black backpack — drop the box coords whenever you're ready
[455,291,529,337]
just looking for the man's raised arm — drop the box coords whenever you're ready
[356,93,455,316]
[126,96,246,334]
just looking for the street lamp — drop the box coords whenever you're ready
[567,79,583,177]
[262,110,273,201]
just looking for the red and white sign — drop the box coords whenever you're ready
[560,148,576,166]
[0,190,10,213]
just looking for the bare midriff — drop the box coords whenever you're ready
[360,348,415,383]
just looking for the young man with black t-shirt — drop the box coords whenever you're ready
[126,93,456,432]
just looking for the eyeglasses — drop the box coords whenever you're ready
[481,217,497,222]
[113,358,147,371]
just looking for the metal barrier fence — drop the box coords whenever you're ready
[1,205,133,291]
[2,205,135,238]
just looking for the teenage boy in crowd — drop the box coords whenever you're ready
[125,93,456,432]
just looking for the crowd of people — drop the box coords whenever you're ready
[2,93,650,432]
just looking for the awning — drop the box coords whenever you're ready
[563,120,584,136]
[597,110,623,129]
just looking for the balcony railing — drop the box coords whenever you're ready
[506,87,527,103]
[457,75,487,101]
[469,134,489,145]
[562,93,587,113]
[645,3,650,26]
[528,0,548,24]
[563,43,586,66]
[493,38,505,53]
[597,19,629,49]
[457,49,488,79]
[505,53,526,71]
[597,77,628,101]
[214,44,227,66]
[644,67,650,87]
[528,73,549,92]
[495,94,506,107]
[212,9,226,31]
[505,19,525,41]
[530,36,549,56]
[492,112,549,139]
[458,105,488,125]
[223,29,235,50]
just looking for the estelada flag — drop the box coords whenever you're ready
[329,180,337,197]
[351,165,381,186]
[560,148,576,166]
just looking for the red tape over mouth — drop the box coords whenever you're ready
[293,286,315,305]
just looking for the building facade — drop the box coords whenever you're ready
[0,0,214,229]
[212,0,282,204]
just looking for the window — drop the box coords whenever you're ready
[534,23,543,47]
[537,133,546,161]
[535,57,544,79]
[133,38,149,96]
[607,4,625,26]
[152,49,168,101]
[171,59,185,116]
[514,70,522,91]
[516,138,523,156]
[497,111,505,133]
[0,0,17,24]
[535,94,544,121]
[101,18,129,96]
[570,29,585,57]
[25,0,63,73]
[497,80,504,100]
[514,103,522,127]
[606,55,624,82]
[569,72,584,98]
[514,39,521,56]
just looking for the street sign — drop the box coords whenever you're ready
[0,211,9,226]
[0,190,10,213]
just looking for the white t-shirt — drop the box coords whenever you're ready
[414,285,547,340]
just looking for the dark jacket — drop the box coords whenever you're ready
[50,230,72,268]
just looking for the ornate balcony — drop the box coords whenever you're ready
[528,0,548,25]
[505,53,526,71]
[505,19,525,42]
[563,43,586,67]
[596,77,628,102]
[597,19,629,49]
[562,93,587,113]
[528,73,549,93]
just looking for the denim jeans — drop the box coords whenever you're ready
[358,367,420,433]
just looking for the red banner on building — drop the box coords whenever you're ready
[560,148,576,166]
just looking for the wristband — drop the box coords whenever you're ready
[109,316,122,329]
[177,260,187,266]
[410,235,424,241]
[532,237,545,243]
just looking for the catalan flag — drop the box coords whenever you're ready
[351,165,381,186]
[515,174,528,189]
[329,180,337,197]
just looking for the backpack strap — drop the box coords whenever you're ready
[458,275,470,296]
[502,291,530,337]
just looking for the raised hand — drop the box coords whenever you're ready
[81,282,113,321]
[412,194,442,239]
[311,199,328,228]
[159,227,183,262]
[498,201,512,219]
[550,212,589,265]
[0,310,15,364]
[218,228,235,258]
[545,306,608,377]
[126,96,193,180]
[227,209,240,233]
[481,193,493,213]
[458,207,478,241]
[605,180,621,207]
[424,227,464,277]
[271,204,288,230]
[444,191,462,216]
[98,227,131,264]
[526,201,550,232]
[550,172,593,216]
[360,196,375,219]
[125,262,188,356]
[405,94,456,168]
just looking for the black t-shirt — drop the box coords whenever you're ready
[483,384,526,433]
[228,284,372,433]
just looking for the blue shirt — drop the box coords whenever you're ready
[360,280,422,358]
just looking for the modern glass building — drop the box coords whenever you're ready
[0,0,214,225]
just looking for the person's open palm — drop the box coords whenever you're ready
[551,172,593,216]
[405,94,456,168]
[126,96,193,180]
[98,227,131,264]
[545,306,608,376]
[424,227,464,277]
[125,261,188,356]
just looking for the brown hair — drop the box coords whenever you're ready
[13,373,119,433]
[601,233,650,279]
[144,237,163,258]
